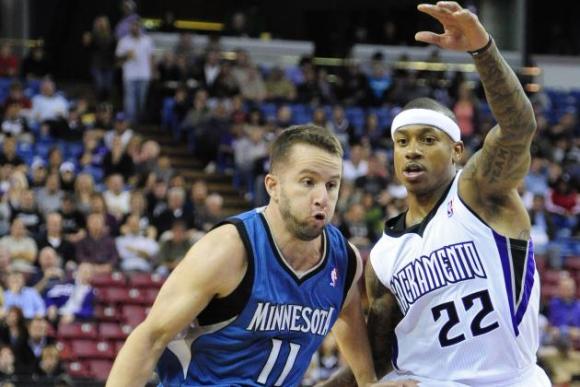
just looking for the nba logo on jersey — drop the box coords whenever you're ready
[330,267,338,287]
[447,199,454,217]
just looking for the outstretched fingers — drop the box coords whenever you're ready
[417,3,455,23]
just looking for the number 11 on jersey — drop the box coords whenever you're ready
[257,339,301,386]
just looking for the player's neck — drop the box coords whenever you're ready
[405,176,453,227]
[263,205,323,271]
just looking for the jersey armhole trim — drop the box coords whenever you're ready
[197,219,255,326]
[341,241,358,309]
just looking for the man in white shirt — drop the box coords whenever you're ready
[115,18,154,124]
[103,174,130,218]
[116,214,159,272]
[31,79,68,125]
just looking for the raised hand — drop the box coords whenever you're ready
[415,1,489,52]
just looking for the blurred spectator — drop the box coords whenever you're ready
[198,49,221,92]
[342,143,368,183]
[181,89,210,144]
[0,218,37,265]
[3,271,45,319]
[337,62,370,106]
[75,213,119,274]
[20,46,50,80]
[0,136,25,168]
[35,173,63,216]
[0,42,19,78]
[529,194,558,256]
[58,194,86,242]
[146,178,168,219]
[339,202,375,249]
[28,247,65,296]
[46,147,64,176]
[354,153,390,197]
[153,187,194,235]
[28,158,48,191]
[452,82,480,143]
[25,317,55,364]
[11,189,43,236]
[1,104,31,143]
[33,344,67,383]
[156,220,192,275]
[0,307,27,348]
[361,112,389,151]
[36,214,75,265]
[83,15,116,101]
[2,82,32,112]
[233,125,268,199]
[225,11,252,37]
[116,214,159,272]
[173,32,196,65]
[187,179,209,217]
[232,49,252,88]
[121,190,155,239]
[328,106,355,151]
[195,193,225,232]
[30,79,68,126]
[116,19,154,124]
[239,66,266,103]
[538,335,580,386]
[73,173,96,215]
[93,102,114,131]
[265,67,296,103]
[525,158,550,196]
[195,102,231,171]
[89,191,121,236]
[104,112,134,150]
[45,262,95,324]
[103,135,135,180]
[367,54,391,106]
[114,0,140,40]
[548,274,580,337]
[59,161,77,193]
[211,62,240,99]
[103,174,130,219]
[79,131,107,173]
[0,344,21,381]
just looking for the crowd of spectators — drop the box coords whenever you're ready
[0,0,577,384]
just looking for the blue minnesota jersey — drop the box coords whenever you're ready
[156,207,357,386]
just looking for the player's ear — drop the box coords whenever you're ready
[452,141,464,164]
[264,173,279,202]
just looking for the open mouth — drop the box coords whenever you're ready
[403,163,425,180]
[313,213,326,221]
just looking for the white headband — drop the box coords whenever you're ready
[391,108,461,142]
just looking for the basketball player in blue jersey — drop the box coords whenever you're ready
[107,125,379,386]
[326,2,551,387]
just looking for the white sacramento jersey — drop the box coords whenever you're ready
[370,171,550,387]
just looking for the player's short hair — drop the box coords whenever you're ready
[269,124,343,173]
[403,97,458,124]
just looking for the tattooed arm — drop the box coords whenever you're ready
[320,263,402,386]
[416,2,534,238]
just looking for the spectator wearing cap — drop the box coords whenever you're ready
[59,161,77,193]
[30,79,68,126]
[35,174,64,216]
[0,219,37,265]
[36,214,75,266]
[104,112,134,150]
[116,214,158,272]
[3,271,45,319]
[115,18,154,124]
[28,158,47,191]
[75,213,119,274]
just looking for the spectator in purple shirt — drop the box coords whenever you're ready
[75,213,119,274]
[548,273,580,342]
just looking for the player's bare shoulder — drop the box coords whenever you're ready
[184,223,249,298]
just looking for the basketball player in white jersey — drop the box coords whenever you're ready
[324,2,551,387]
